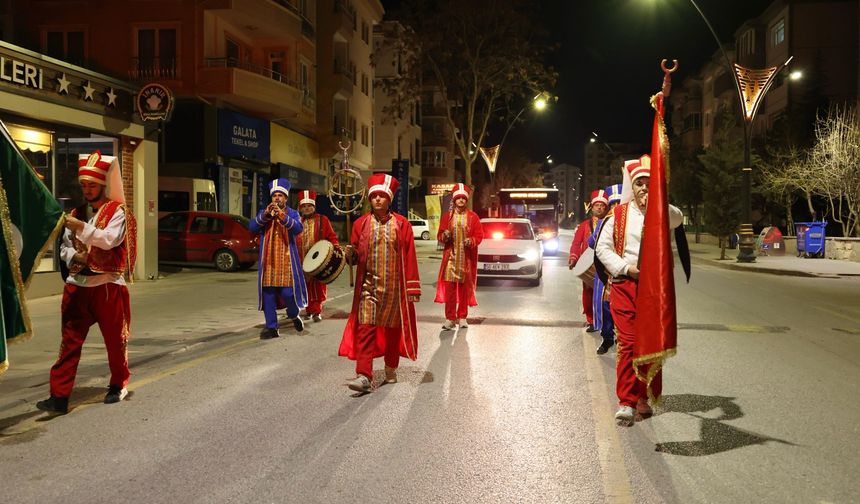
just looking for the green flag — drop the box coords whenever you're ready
[0,120,64,374]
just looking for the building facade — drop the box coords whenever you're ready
[582,141,643,203]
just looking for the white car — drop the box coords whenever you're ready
[410,218,431,240]
[477,218,543,286]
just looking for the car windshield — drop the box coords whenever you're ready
[482,222,534,240]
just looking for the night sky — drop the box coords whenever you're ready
[381,0,775,166]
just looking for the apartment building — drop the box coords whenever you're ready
[316,0,383,177]
[420,80,458,198]
[10,0,323,222]
[582,141,643,201]
[544,163,582,221]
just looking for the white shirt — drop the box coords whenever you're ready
[60,206,127,287]
[595,203,683,278]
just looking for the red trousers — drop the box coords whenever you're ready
[306,279,327,315]
[355,323,401,379]
[50,283,131,398]
[582,282,594,325]
[609,280,662,407]
[443,280,471,320]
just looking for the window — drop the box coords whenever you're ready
[349,61,357,85]
[300,62,309,93]
[361,124,369,146]
[772,19,785,46]
[362,21,370,44]
[349,116,357,141]
[270,52,285,81]
[44,30,86,65]
[136,27,177,78]
[226,38,240,61]
[361,73,369,95]
[159,212,189,232]
[190,216,224,234]
[738,29,755,57]
[159,191,190,214]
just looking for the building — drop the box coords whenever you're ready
[372,21,422,192]
[10,0,324,222]
[544,163,582,222]
[582,141,643,203]
[0,40,156,296]
[316,0,384,178]
[420,80,458,204]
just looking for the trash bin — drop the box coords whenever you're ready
[758,226,785,256]
[794,221,827,258]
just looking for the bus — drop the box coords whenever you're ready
[497,188,561,255]
[158,177,218,218]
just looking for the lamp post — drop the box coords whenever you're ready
[668,0,793,263]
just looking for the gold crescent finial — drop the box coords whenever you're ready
[661,59,679,74]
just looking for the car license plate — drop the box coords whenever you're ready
[484,263,509,271]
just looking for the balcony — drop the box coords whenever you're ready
[200,57,304,122]
[301,16,315,40]
[332,0,356,41]
[332,61,354,98]
[204,0,300,41]
[129,57,177,81]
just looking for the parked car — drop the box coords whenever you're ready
[410,217,431,240]
[477,218,543,286]
[158,211,258,271]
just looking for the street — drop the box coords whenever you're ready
[2,236,860,503]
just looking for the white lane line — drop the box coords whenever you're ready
[582,329,634,503]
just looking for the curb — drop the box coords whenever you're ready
[689,254,834,278]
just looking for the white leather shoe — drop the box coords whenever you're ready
[442,319,457,330]
[615,406,635,426]
[460,319,469,328]
[346,375,371,392]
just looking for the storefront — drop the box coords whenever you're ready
[0,41,157,298]
[216,108,271,218]
[269,123,324,212]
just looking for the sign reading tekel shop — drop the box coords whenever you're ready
[218,109,270,163]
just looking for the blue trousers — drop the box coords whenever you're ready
[262,287,300,329]
[600,300,615,345]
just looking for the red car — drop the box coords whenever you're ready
[158,211,258,271]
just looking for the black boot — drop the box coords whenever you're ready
[260,328,280,340]
[596,340,615,355]
[292,317,304,332]
[36,396,69,414]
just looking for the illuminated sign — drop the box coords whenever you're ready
[136,82,174,121]
[430,183,455,195]
[0,56,43,89]
[510,192,548,199]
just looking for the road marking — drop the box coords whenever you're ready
[813,305,860,325]
[1,338,257,439]
[581,329,634,503]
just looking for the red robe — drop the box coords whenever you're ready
[434,209,483,305]
[338,212,421,361]
[297,213,339,305]
[569,217,596,264]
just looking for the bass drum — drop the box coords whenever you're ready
[571,247,596,284]
[302,240,346,284]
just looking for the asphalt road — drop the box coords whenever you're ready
[2,237,859,503]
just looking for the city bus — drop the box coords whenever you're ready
[497,188,561,255]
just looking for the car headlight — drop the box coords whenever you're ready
[517,249,539,261]
[543,239,559,251]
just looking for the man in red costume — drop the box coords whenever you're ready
[595,156,683,426]
[568,189,609,331]
[296,190,339,322]
[37,151,136,414]
[339,173,421,393]
[435,183,483,330]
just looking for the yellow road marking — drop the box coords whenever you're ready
[581,329,634,503]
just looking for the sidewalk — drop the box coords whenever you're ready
[562,226,860,278]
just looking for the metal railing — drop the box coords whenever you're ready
[129,57,177,80]
[301,17,315,39]
[272,0,300,16]
[205,57,301,90]
[333,61,354,80]
[334,0,356,22]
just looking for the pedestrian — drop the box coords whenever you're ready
[435,183,484,330]
[250,178,308,339]
[296,190,339,322]
[588,183,622,355]
[338,173,421,393]
[36,151,137,415]
[594,156,683,426]
[569,189,610,331]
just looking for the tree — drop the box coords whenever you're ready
[698,107,747,259]
[378,0,557,196]
[669,143,704,242]
[809,105,860,237]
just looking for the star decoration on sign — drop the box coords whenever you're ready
[57,73,71,94]
[105,87,118,107]
[82,80,96,101]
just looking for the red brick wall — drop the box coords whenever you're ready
[121,138,136,210]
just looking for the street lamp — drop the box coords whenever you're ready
[659,0,794,263]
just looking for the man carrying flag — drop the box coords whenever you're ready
[36,151,137,414]
[594,68,686,426]
[0,121,64,376]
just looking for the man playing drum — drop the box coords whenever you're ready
[435,183,483,330]
[338,173,421,394]
[250,178,308,339]
[296,190,339,322]
[568,189,609,331]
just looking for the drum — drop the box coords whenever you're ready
[572,247,596,284]
[302,240,346,284]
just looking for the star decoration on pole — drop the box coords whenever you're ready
[56,73,71,95]
[82,80,96,101]
[105,87,118,107]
